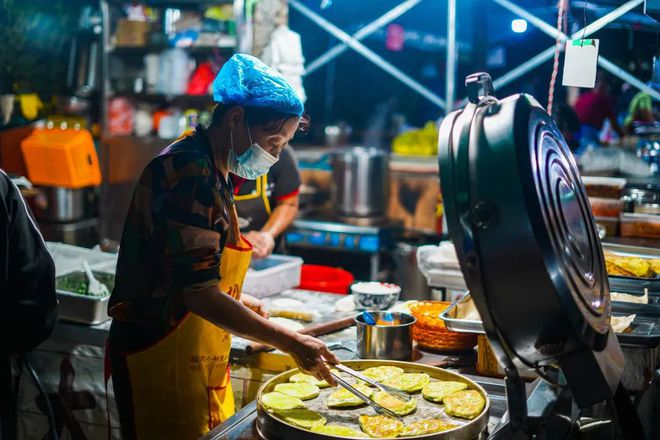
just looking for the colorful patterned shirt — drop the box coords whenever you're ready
[110,126,234,327]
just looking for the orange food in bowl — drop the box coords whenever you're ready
[409,301,477,351]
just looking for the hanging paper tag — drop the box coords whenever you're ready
[562,39,600,88]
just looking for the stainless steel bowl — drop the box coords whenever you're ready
[355,311,415,360]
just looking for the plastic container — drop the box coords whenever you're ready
[55,270,113,325]
[21,127,101,189]
[620,213,660,239]
[297,264,354,294]
[582,176,626,199]
[589,197,623,218]
[242,254,303,299]
[594,216,619,237]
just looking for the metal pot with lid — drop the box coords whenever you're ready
[329,147,389,219]
[437,73,636,437]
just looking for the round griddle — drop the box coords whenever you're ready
[438,73,622,408]
[255,360,490,440]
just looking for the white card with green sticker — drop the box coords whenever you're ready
[562,39,600,88]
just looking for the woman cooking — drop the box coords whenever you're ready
[232,146,301,258]
[107,54,338,440]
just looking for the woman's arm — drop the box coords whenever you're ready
[182,284,338,384]
[246,194,299,258]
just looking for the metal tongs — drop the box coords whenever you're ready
[327,363,412,421]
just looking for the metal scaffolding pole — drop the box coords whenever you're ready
[289,0,446,109]
[458,0,648,106]
[304,0,424,76]
[446,0,457,113]
[599,57,660,101]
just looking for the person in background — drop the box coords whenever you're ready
[0,169,57,439]
[624,88,656,133]
[107,54,338,440]
[232,147,301,259]
[573,73,625,151]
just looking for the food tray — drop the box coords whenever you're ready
[609,276,660,315]
[256,359,490,440]
[440,292,485,335]
[614,312,660,348]
[55,270,114,325]
[602,242,660,282]
[242,254,303,299]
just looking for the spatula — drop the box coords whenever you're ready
[82,261,110,297]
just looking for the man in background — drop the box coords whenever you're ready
[0,169,57,439]
[574,73,625,151]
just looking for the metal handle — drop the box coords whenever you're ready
[465,72,495,104]
[329,372,403,421]
[332,364,411,403]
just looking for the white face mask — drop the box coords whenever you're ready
[228,120,279,180]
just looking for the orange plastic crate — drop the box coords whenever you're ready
[21,128,101,189]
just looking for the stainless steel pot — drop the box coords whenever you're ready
[355,311,415,360]
[33,186,93,222]
[330,147,389,218]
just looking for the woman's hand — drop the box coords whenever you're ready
[283,334,340,386]
[240,293,268,318]
[245,231,275,259]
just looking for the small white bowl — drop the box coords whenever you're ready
[351,282,401,310]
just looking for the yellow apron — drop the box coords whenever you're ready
[124,231,252,439]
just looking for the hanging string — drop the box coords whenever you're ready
[582,0,589,44]
[547,0,568,115]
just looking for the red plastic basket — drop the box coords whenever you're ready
[297,264,354,294]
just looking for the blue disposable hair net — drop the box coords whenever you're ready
[213,53,304,117]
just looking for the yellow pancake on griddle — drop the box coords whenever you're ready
[401,418,458,436]
[261,392,305,411]
[361,366,404,383]
[372,390,417,416]
[443,390,486,420]
[272,409,326,429]
[381,373,430,393]
[274,382,320,400]
[422,380,468,403]
[288,370,338,388]
[359,415,404,438]
[311,424,369,438]
[327,384,373,408]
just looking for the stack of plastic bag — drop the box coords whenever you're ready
[416,241,466,291]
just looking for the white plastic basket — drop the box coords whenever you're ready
[242,254,303,298]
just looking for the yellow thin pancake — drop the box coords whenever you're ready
[401,419,458,436]
[327,384,373,408]
[422,380,468,403]
[359,415,404,438]
[381,373,431,393]
[261,392,305,411]
[273,409,326,429]
[361,366,404,383]
[312,424,369,438]
[288,370,338,388]
[274,382,320,400]
[372,390,417,416]
[443,390,486,420]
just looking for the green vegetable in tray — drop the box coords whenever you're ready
[56,271,114,297]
